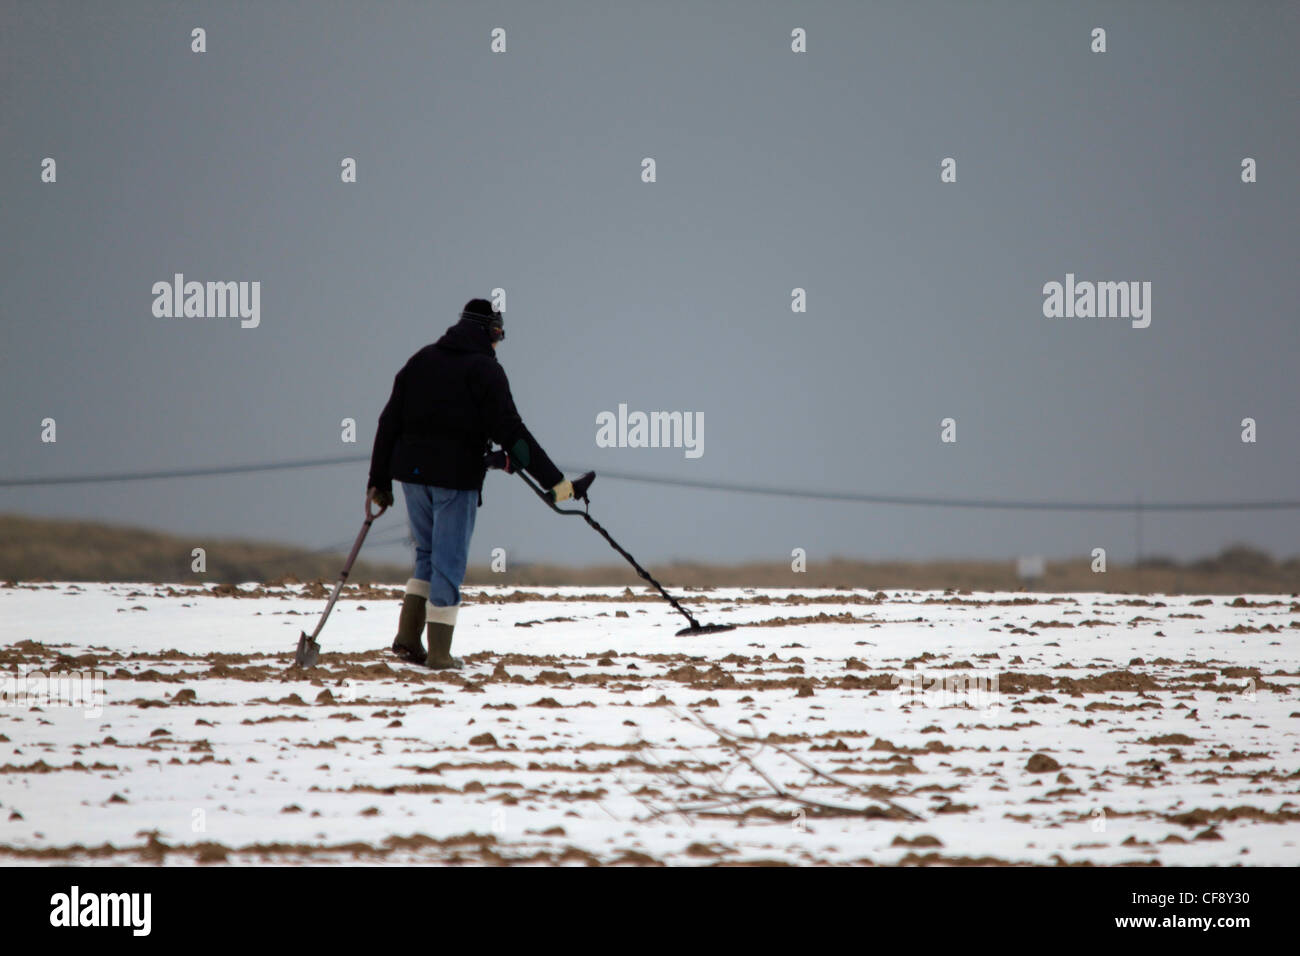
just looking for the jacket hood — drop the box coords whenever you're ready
[435,317,496,356]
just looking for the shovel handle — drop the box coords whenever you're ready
[304,496,386,644]
[347,494,386,573]
[365,493,388,520]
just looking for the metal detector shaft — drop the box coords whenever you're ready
[514,469,705,631]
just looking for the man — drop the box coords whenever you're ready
[366,298,574,669]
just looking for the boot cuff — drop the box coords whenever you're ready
[426,603,459,625]
[404,578,431,599]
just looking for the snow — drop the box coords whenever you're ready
[1,581,1297,865]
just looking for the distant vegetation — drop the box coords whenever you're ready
[1,513,1296,595]
[0,513,407,586]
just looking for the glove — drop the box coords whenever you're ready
[549,479,574,503]
[484,449,513,473]
[368,486,393,509]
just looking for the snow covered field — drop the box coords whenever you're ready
[1,581,1297,866]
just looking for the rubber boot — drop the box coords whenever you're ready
[424,622,463,670]
[390,593,427,663]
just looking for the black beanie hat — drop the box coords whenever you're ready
[461,298,504,341]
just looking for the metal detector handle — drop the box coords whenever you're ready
[570,471,596,503]
[516,469,593,514]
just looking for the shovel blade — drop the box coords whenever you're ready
[675,623,736,637]
[294,632,321,668]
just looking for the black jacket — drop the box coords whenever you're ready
[367,318,564,497]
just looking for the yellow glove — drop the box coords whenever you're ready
[549,479,574,503]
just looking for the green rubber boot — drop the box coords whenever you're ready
[424,622,463,670]
[390,593,427,663]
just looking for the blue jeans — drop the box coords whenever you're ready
[400,483,478,607]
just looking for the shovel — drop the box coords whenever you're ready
[293,492,388,667]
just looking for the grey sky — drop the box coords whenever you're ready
[1,1,1297,569]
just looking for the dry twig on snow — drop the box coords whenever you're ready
[621,706,923,824]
